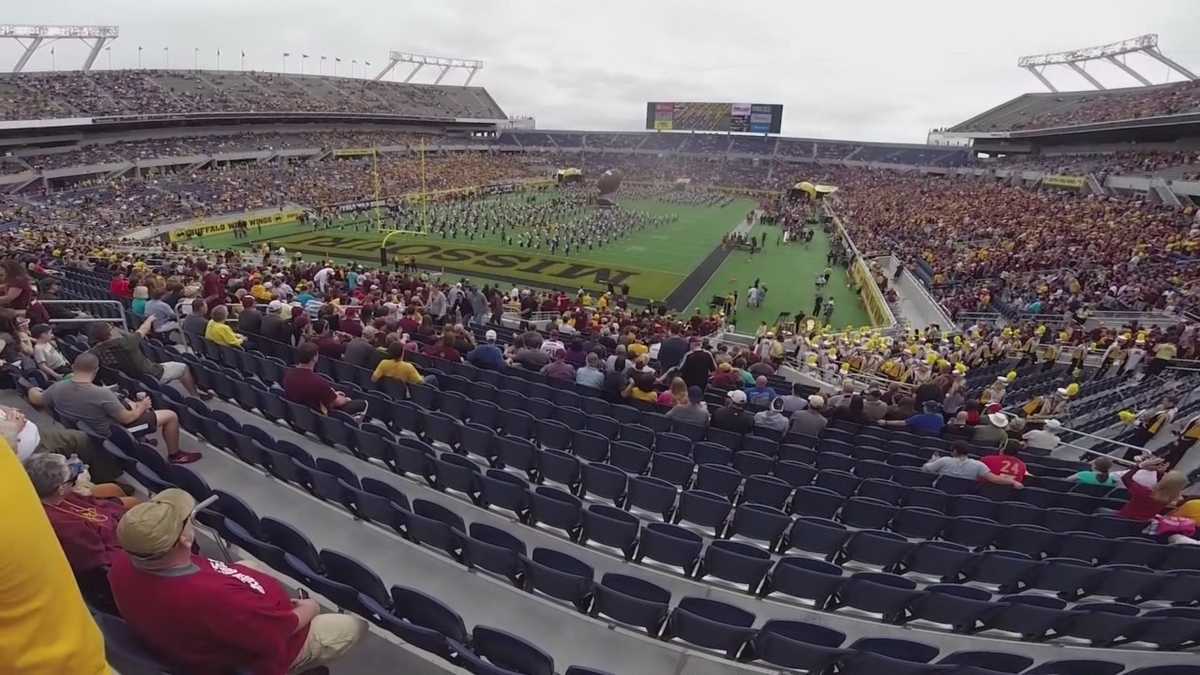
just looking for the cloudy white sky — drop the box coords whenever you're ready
[5,1,1200,142]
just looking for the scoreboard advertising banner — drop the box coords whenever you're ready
[645,102,783,134]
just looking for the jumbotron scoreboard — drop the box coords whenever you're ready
[645,102,784,133]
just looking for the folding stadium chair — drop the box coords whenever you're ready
[903,584,998,634]
[579,504,639,560]
[318,550,391,622]
[750,620,851,673]
[478,469,531,520]
[384,585,470,661]
[523,547,594,612]
[783,516,850,560]
[462,523,526,587]
[406,500,465,559]
[663,597,757,659]
[463,626,555,675]
[634,522,704,576]
[528,486,583,538]
[590,573,670,636]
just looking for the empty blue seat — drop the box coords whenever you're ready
[1059,601,1144,647]
[524,548,594,612]
[465,625,555,675]
[740,474,791,510]
[693,463,742,499]
[832,572,922,622]
[732,450,774,477]
[904,584,996,633]
[529,486,582,538]
[692,441,733,466]
[790,485,844,519]
[985,593,1077,641]
[571,429,610,462]
[462,522,526,586]
[903,541,976,582]
[609,441,651,474]
[635,522,703,575]
[760,556,844,608]
[839,529,913,571]
[849,636,939,663]
[590,573,670,636]
[478,469,531,519]
[937,651,1032,673]
[539,449,582,493]
[697,540,773,593]
[750,619,851,672]
[318,549,391,621]
[664,597,757,659]
[407,500,464,558]
[785,516,849,559]
[649,452,695,488]
[654,432,692,456]
[726,503,791,551]
[579,504,639,560]
[1024,660,1124,675]
[625,475,677,521]
[839,496,896,530]
[674,490,731,537]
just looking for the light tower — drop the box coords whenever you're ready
[373,51,483,85]
[1,24,119,72]
[1017,34,1196,92]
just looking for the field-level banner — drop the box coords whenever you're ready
[268,231,685,300]
[1042,174,1086,189]
[849,257,887,327]
[169,209,303,242]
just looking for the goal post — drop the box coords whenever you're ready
[378,227,427,267]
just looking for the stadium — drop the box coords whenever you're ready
[5,16,1200,675]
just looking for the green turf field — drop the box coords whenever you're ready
[693,223,871,332]
[190,188,871,330]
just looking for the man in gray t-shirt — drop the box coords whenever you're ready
[38,379,127,438]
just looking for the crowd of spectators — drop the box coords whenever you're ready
[0,69,504,121]
[989,148,1200,181]
[956,80,1200,132]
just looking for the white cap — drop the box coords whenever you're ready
[1056,387,1069,397]
[727,390,747,404]
[808,395,825,409]
[267,300,284,313]
[1044,419,1062,430]
[995,376,1007,383]
[988,412,1009,429]
[485,329,497,341]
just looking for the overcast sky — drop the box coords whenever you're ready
[5,1,1200,142]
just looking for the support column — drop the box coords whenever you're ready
[13,36,44,73]
[81,37,109,72]
[1067,62,1106,90]
[1023,65,1058,93]
[402,63,424,83]
[1142,48,1198,81]
[1105,55,1152,86]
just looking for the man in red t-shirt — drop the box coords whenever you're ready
[109,489,365,674]
[283,341,367,416]
[980,445,1028,485]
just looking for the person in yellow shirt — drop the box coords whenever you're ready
[1147,340,1178,376]
[372,343,425,385]
[627,341,649,359]
[0,428,109,675]
[204,305,245,348]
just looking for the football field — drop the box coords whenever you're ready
[191,189,871,329]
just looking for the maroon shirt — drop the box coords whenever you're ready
[283,366,336,411]
[43,493,128,573]
[108,554,305,675]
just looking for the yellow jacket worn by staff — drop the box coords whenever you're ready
[0,438,109,675]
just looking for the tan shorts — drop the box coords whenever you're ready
[288,613,367,673]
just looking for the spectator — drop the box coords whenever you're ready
[31,324,70,380]
[371,342,427,386]
[29,352,200,464]
[0,432,108,675]
[657,377,689,407]
[540,350,576,382]
[108,488,366,674]
[710,362,742,388]
[666,385,710,427]
[143,288,180,336]
[575,352,605,389]
[789,395,829,437]
[24,452,134,612]
[204,304,245,348]
[880,400,945,435]
[711,389,755,434]
[833,395,868,424]
[827,382,856,410]
[259,300,289,345]
[623,371,658,404]
[1116,461,1188,521]
[1068,455,1119,487]
[922,444,1024,487]
[1023,419,1064,453]
[466,329,504,370]
[283,342,367,416]
[754,397,789,435]
[311,321,346,360]
[972,412,1010,448]
[237,296,263,335]
[131,286,150,316]
[744,375,777,406]
[602,356,630,403]
[861,389,888,422]
[89,319,210,400]
[777,382,809,414]
[343,325,379,369]
[181,298,208,339]
[980,443,1028,485]
[657,329,689,371]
